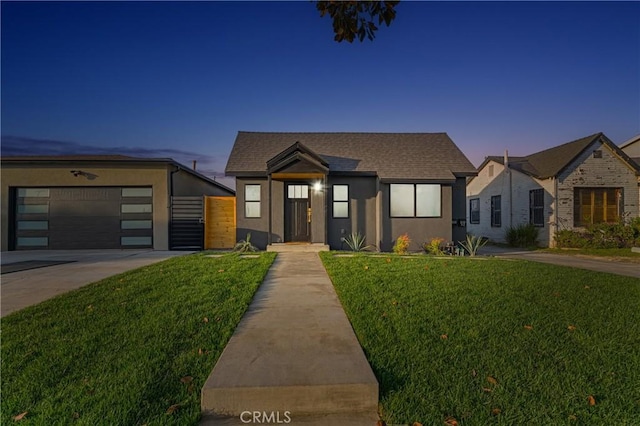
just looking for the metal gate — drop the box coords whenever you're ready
[170,196,204,250]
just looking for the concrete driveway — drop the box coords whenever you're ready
[479,246,640,279]
[1,250,192,317]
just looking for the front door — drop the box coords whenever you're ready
[285,184,310,242]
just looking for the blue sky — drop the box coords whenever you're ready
[2,1,639,188]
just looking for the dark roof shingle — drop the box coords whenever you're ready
[225,132,476,180]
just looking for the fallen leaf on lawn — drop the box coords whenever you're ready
[216,316,222,322]
[588,395,596,406]
[180,376,193,384]
[444,417,458,426]
[392,300,398,306]
[72,412,80,419]
[491,408,501,415]
[569,414,577,421]
[218,269,225,273]
[524,325,533,330]
[203,317,209,323]
[13,412,28,421]
[381,312,387,318]
[424,265,430,270]
[487,376,498,385]
[386,258,391,263]
[86,305,93,310]
[198,348,203,355]
[412,422,423,426]
[471,369,477,377]
[440,334,448,340]
[584,286,590,289]
[482,387,493,393]
[166,404,180,415]
[364,265,369,270]
[568,325,576,331]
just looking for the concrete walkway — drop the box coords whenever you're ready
[201,253,379,425]
[1,250,192,317]
[479,246,640,279]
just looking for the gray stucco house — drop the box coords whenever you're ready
[466,132,640,247]
[225,132,477,251]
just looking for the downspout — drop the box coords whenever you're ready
[268,174,272,246]
[324,174,328,245]
[505,150,512,229]
[553,177,558,247]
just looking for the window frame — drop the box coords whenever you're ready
[469,198,480,224]
[573,187,622,227]
[529,189,545,227]
[390,183,442,218]
[244,184,261,218]
[332,184,349,219]
[491,195,502,227]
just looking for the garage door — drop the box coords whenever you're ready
[13,187,154,250]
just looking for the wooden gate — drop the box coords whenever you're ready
[204,196,236,249]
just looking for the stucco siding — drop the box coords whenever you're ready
[172,170,233,197]
[235,178,270,249]
[1,164,171,251]
[327,176,377,250]
[555,141,639,229]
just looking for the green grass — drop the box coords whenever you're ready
[1,252,276,425]
[539,248,640,262]
[321,252,640,425]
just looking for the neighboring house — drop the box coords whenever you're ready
[467,133,640,247]
[620,134,640,162]
[1,155,234,251]
[225,132,477,251]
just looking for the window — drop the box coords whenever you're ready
[287,185,309,199]
[593,150,603,159]
[18,204,49,214]
[17,237,48,247]
[491,195,501,227]
[529,189,545,227]
[18,221,48,230]
[18,188,49,197]
[122,187,152,197]
[469,198,480,224]
[488,165,494,177]
[121,204,152,213]
[121,220,152,229]
[390,184,441,218]
[332,185,349,218]
[245,184,261,218]
[121,236,152,246]
[574,188,621,227]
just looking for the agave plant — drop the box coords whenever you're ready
[459,234,488,256]
[342,231,375,252]
[233,233,258,253]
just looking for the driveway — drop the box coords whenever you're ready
[479,246,640,279]
[1,250,192,317]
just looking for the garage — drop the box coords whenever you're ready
[12,186,154,250]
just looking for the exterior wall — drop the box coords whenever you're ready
[555,140,639,230]
[327,176,377,250]
[380,182,453,252]
[172,169,234,196]
[466,161,553,246]
[621,139,640,157]
[1,163,171,251]
[235,177,270,249]
[451,177,468,243]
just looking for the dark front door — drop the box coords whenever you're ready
[285,184,310,242]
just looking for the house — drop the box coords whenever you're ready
[225,132,477,251]
[1,155,234,251]
[620,134,640,162]
[466,133,640,247]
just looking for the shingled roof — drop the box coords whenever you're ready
[480,133,640,179]
[225,132,477,181]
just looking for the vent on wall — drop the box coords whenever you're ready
[593,150,603,158]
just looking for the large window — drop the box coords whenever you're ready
[469,198,480,224]
[333,185,349,218]
[529,189,545,227]
[245,184,261,218]
[390,184,441,218]
[574,188,621,227]
[491,195,501,227]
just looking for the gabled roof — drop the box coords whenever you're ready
[225,132,477,181]
[478,133,640,179]
[619,134,640,150]
[1,154,235,194]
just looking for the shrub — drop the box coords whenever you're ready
[422,237,445,256]
[554,219,640,248]
[233,233,258,253]
[555,229,591,248]
[342,231,375,252]
[393,233,410,254]
[459,234,488,256]
[505,223,540,248]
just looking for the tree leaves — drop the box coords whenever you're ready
[316,1,399,43]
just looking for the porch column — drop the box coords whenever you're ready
[268,174,272,245]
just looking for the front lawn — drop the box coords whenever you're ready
[321,253,640,425]
[1,252,276,425]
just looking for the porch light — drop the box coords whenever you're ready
[313,181,323,192]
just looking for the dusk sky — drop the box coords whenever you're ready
[2,1,639,189]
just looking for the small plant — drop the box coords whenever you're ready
[459,234,487,256]
[393,233,411,254]
[423,237,445,256]
[505,223,540,248]
[342,231,375,252]
[233,233,258,253]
